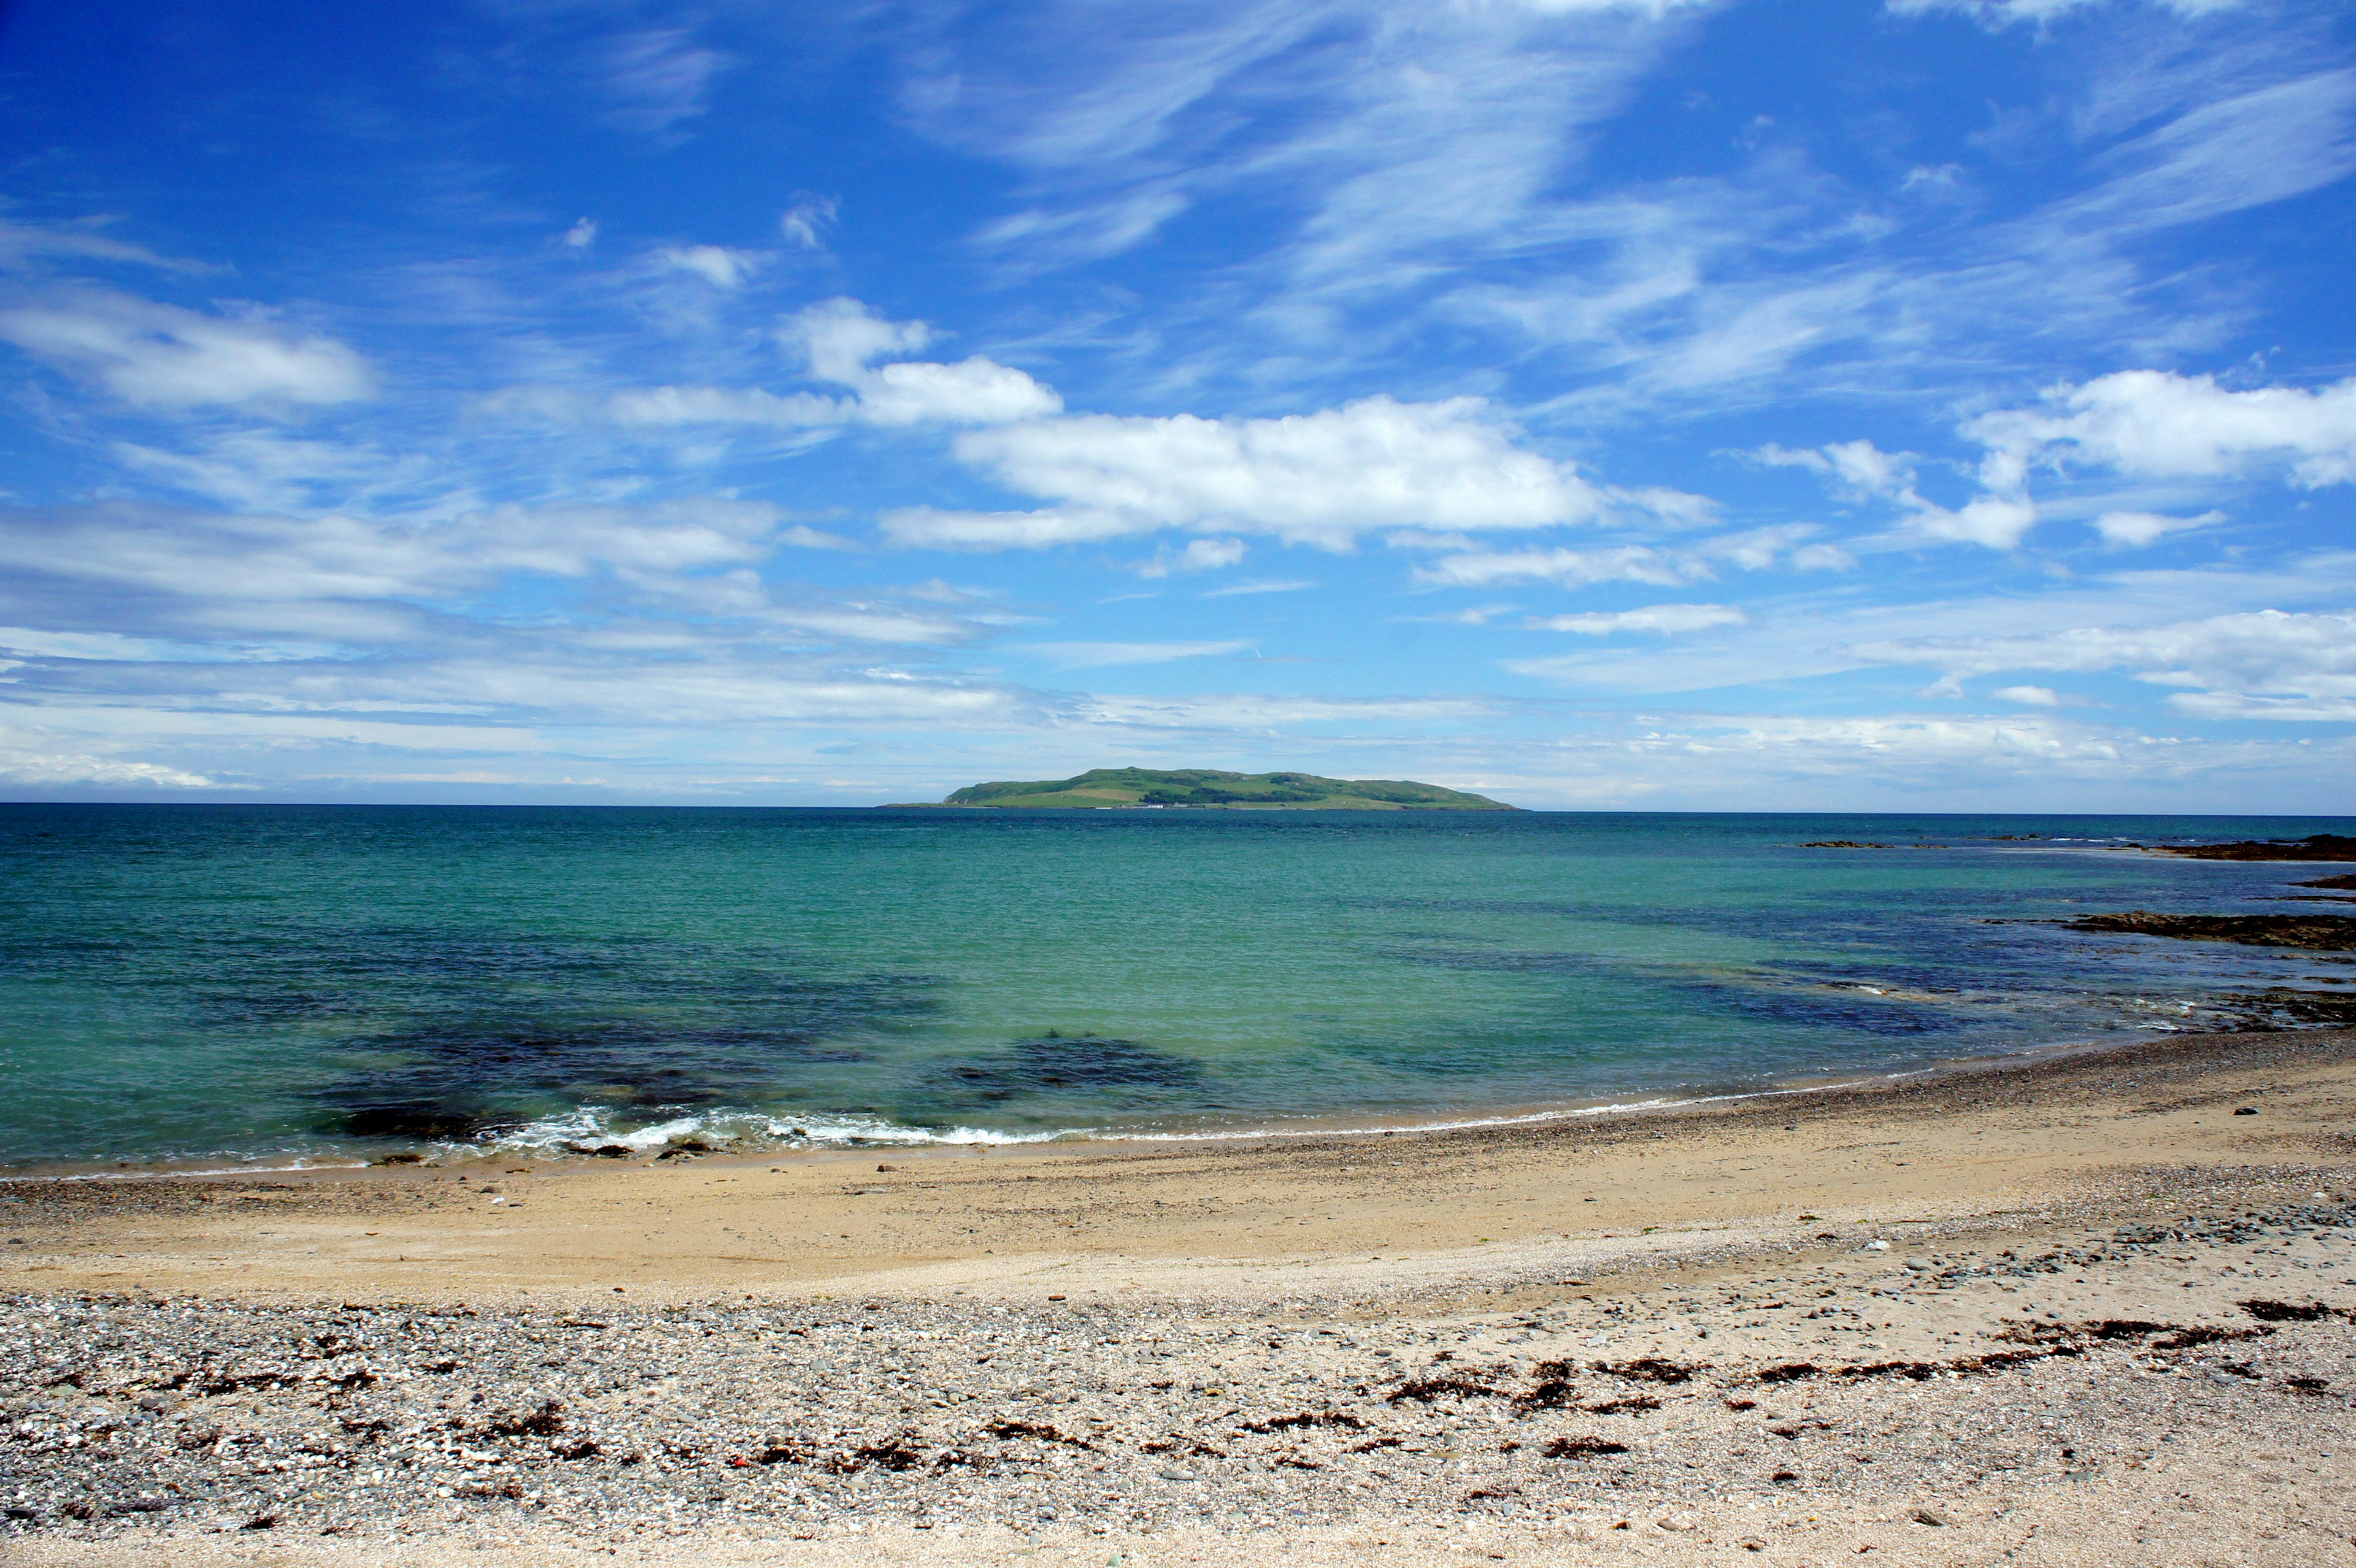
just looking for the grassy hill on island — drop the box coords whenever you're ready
[895,767,1515,811]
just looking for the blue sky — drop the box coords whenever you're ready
[1,0,2351,809]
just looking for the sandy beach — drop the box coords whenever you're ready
[6,1026,2355,1566]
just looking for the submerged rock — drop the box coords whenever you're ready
[2065,912,2356,951]
[2158,833,2356,863]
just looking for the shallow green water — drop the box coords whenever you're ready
[1,805,2349,1168]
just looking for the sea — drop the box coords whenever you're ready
[2,805,2351,1172]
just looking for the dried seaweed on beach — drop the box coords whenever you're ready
[984,1420,1097,1450]
[1542,1437,1630,1459]
[2239,1297,2352,1323]
[1386,1374,1503,1404]
[1237,1411,1367,1434]
[1590,1356,1701,1384]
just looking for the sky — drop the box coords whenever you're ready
[0,0,2352,811]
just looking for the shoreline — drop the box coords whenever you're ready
[0,1020,2259,1186]
[6,1025,2354,1566]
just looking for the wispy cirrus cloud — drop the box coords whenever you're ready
[0,287,374,411]
[1529,602,1745,634]
[1023,639,1254,669]
[596,28,728,136]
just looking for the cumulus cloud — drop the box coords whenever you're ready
[1970,371,2356,490]
[1139,537,1249,577]
[505,298,1061,437]
[1754,439,1915,498]
[0,287,374,411]
[1908,493,2039,550]
[1865,370,2356,555]
[561,218,598,251]
[1531,603,1746,635]
[949,396,1621,552]
[1993,684,2063,705]
[655,245,764,288]
[780,297,1063,426]
[1765,432,2039,550]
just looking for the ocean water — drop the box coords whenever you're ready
[2,805,2351,1170]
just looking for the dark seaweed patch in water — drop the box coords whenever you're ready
[311,1010,909,1140]
[1387,945,1612,975]
[185,928,950,1143]
[923,1035,1209,1110]
[1667,974,1960,1037]
[341,1104,501,1140]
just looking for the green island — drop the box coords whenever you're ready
[890,767,1516,811]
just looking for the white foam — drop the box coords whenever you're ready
[450,1104,1081,1159]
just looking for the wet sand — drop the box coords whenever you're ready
[6,1026,2355,1565]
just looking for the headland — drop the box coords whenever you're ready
[887,767,1516,810]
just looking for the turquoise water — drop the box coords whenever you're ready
[2,805,2351,1169]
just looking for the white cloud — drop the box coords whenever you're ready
[0,287,374,411]
[779,199,837,250]
[1971,371,2356,489]
[1765,432,2040,550]
[858,357,1065,427]
[952,396,1617,551]
[502,298,1061,438]
[781,297,1062,426]
[781,297,935,380]
[2093,508,2223,547]
[1023,639,1252,669]
[1908,492,2040,550]
[1755,439,1916,498]
[0,218,210,275]
[1139,537,1249,577]
[1531,603,1746,635]
[1414,544,1695,588]
[1416,524,1841,589]
[1859,609,2356,719]
[561,218,598,251]
[1888,0,2251,31]
[768,602,982,646]
[1993,684,2063,705]
[0,732,220,790]
[655,245,764,288]
[599,28,726,135]
[1204,578,1314,598]
[108,429,423,513]
[0,498,807,628]
[880,505,1135,550]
